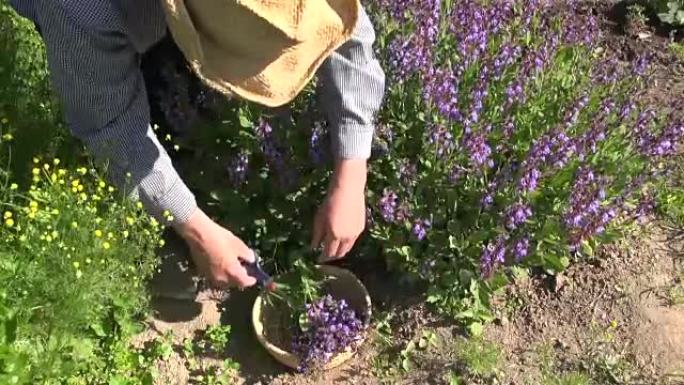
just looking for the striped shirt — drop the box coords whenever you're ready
[9,0,386,225]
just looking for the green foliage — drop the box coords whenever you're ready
[670,42,684,61]
[0,1,76,181]
[455,337,501,378]
[655,157,684,225]
[650,0,684,25]
[361,0,668,329]
[0,157,163,383]
[543,372,591,385]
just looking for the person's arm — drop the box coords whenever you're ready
[317,5,386,161]
[35,3,196,224]
[311,5,386,259]
[35,3,256,288]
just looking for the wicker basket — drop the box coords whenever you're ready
[251,265,372,370]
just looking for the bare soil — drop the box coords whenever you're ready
[486,226,684,384]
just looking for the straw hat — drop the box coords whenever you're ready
[161,0,360,107]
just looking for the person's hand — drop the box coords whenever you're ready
[311,159,367,261]
[175,208,257,289]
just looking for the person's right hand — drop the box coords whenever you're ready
[175,208,257,289]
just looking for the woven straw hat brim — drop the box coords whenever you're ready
[162,0,359,107]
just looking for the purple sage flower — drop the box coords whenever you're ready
[412,219,431,241]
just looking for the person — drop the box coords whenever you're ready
[9,0,385,292]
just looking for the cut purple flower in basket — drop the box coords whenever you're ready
[292,295,365,373]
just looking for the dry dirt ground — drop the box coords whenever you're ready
[132,1,684,384]
[485,225,684,384]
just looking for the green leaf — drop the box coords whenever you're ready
[448,235,458,249]
[448,372,462,385]
[402,357,413,372]
[426,294,440,304]
[418,337,428,349]
[90,323,106,338]
[238,112,252,128]
[468,322,484,337]
[109,376,130,385]
[544,254,567,273]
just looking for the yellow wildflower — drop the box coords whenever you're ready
[95,218,102,224]
[136,202,143,209]
[9,183,17,190]
[5,218,14,227]
[102,242,111,250]
[126,217,134,225]
[86,258,92,264]
[42,163,50,170]
[71,187,78,193]
[77,167,87,175]
[79,193,88,201]
[28,212,35,219]
[51,209,59,215]
[19,235,26,242]
[164,134,172,141]
[51,231,58,239]
[3,211,12,219]
[159,239,166,247]
[50,174,57,182]
[71,221,78,228]
[150,218,159,228]
[173,144,180,151]
[98,181,106,189]
[32,176,40,183]
[53,158,60,166]
[123,230,129,238]
[77,184,84,192]
[32,157,39,164]
[107,232,114,239]
[32,168,40,175]
[94,230,103,238]
[58,169,66,176]
[1,133,13,141]
[1,117,8,124]
[108,186,114,193]
[76,270,83,279]
[45,235,52,242]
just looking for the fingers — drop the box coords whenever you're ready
[235,242,255,264]
[225,260,257,289]
[335,239,355,259]
[321,233,341,261]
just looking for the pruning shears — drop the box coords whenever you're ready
[243,249,276,291]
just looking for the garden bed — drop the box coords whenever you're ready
[2,0,684,384]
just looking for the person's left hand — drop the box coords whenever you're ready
[311,159,367,261]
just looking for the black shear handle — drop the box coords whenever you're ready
[242,250,271,287]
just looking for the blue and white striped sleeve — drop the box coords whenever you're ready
[317,5,386,160]
[35,2,197,224]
